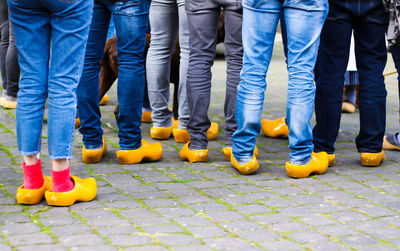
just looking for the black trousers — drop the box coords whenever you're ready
[0,0,19,98]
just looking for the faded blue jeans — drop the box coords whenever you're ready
[146,0,190,129]
[78,0,150,150]
[8,0,92,159]
[232,0,328,165]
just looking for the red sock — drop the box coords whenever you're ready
[22,160,44,189]
[51,167,74,193]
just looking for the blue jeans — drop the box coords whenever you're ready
[77,0,114,150]
[313,0,388,154]
[8,0,92,159]
[146,0,190,129]
[232,0,328,165]
[78,0,150,150]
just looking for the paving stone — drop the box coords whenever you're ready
[237,229,281,242]
[171,245,213,251]
[50,224,93,236]
[130,216,171,226]
[142,224,186,234]
[8,233,54,246]
[339,235,381,247]
[250,213,292,227]
[0,214,32,224]
[0,244,12,251]
[17,244,68,251]
[186,225,228,238]
[70,245,116,251]
[299,215,338,226]
[269,221,309,233]
[287,230,329,243]
[97,224,139,235]
[155,207,196,218]
[108,234,153,246]
[259,239,304,250]
[58,234,106,246]
[157,234,201,246]
[306,241,351,251]
[205,237,262,250]
[173,215,212,227]
[234,204,273,215]
[191,203,229,212]
[124,245,168,251]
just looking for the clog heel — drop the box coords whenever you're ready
[207,122,219,140]
[261,117,289,138]
[223,146,259,162]
[116,140,163,164]
[99,95,109,105]
[360,151,385,167]
[180,142,208,163]
[82,139,107,163]
[142,111,152,123]
[17,176,52,205]
[285,152,329,178]
[231,154,259,175]
[45,176,96,206]
[173,129,190,143]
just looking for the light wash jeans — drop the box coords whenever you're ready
[8,0,93,159]
[232,0,328,165]
[146,0,190,129]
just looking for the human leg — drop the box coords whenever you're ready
[313,6,353,154]
[78,0,113,153]
[185,2,219,150]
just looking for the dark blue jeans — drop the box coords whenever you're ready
[77,0,150,150]
[390,44,400,124]
[313,0,388,154]
[8,0,93,158]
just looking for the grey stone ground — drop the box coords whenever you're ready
[1,42,400,251]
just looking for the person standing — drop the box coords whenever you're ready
[0,0,19,109]
[180,1,243,163]
[146,0,190,141]
[9,0,96,206]
[232,0,329,177]
[313,0,388,167]
[77,0,163,164]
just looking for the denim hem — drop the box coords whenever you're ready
[314,150,334,155]
[153,119,172,128]
[289,158,311,166]
[232,153,252,163]
[357,148,383,154]
[84,143,103,150]
[119,142,142,151]
[50,155,73,160]
[20,150,40,156]
[188,142,207,151]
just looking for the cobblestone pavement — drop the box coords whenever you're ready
[1,43,400,251]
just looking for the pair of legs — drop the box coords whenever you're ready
[185,0,242,151]
[232,0,328,170]
[313,0,388,160]
[9,0,96,206]
[146,0,190,129]
[0,1,19,106]
[78,0,161,164]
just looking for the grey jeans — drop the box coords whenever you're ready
[186,0,243,149]
[146,0,190,129]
